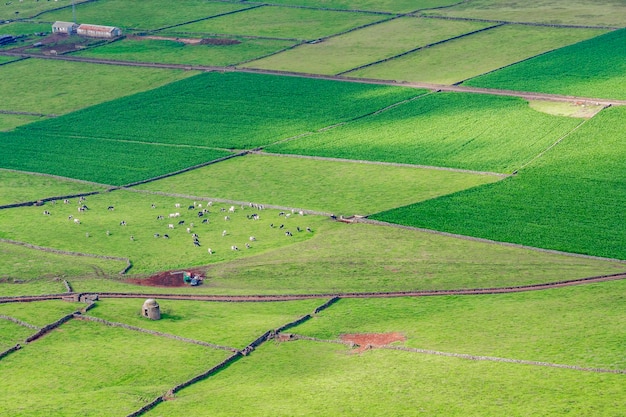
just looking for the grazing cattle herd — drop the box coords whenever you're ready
[41,196,314,259]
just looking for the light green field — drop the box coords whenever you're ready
[268,92,583,173]
[0,113,43,131]
[0,170,108,206]
[255,0,461,13]
[244,17,490,75]
[0,300,82,326]
[41,0,249,31]
[0,320,33,351]
[347,25,607,84]
[86,298,326,349]
[135,153,502,215]
[72,36,296,66]
[0,21,51,36]
[421,0,626,27]
[0,0,86,20]
[0,58,196,115]
[147,340,625,416]
[0,319,231,417]
[295,280,626,369]
[172,5,386,40]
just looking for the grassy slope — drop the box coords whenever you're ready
[135,153,502,215]
[0,0,86,20]
[464,28,626,100]
[347,25,606,84]
[0,300,83,326]
[244,17,490,75]
[0,114,43,131]
[148,341,625,416]
[0,58,196,115]
[256,0,461,13]
[371,106,626,260]
[72,36,296,66]
[0,320,33,351]
[268,92,582,173]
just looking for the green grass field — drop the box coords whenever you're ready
[40,0,250,31]
[465,28,626,100]
[243,17,491,75]
[268,92,583,173]
[72,36,296,67]
[135,153,502,215]
[0,320,33,351]
[0,58,196,115]
[255,0,461,13]
[372,105,626,260]
[0,300,82,326]
[0,0,85,20]
[0,113,43,131]
[0,22,51,36]
[346,25,606,84]
[421,0,626,27]
[169,5,386,41]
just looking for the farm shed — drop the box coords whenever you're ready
[142,299,161,320]
[77,24,122,38]
[52,21,78,35]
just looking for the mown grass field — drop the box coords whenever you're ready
[421,0,626,27]
[72,36,296,67]
[346,25,607,84]
[41,0,250,31]
[167,5,386,41]
[372,105,626,260]
[243,17,490,75]
[0,319,232,417]
[465,28,626,100]
[268,92,583,173]
[0,113,42,131]
[256,0,461,13]
[0,58,196,115]
[0,300,83,326]
[147,340,625,417]
[0,22,51,36]
[135,153,502,215]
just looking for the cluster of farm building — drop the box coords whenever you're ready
[52,20,121,38]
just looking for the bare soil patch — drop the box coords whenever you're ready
[341,332,406,353]
[125,268,205,288]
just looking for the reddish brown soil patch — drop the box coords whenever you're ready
[341,332,406,353]
[125,268,205,288]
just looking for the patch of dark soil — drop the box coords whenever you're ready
[125,268,206,287]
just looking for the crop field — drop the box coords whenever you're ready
[16,72,422,151]
[420,0,626,27]
[72,36,296,67]
[244,17,491,75]
[1,1,625,415]
[0,58,196,115]
[166,5,386,41]
[346,25,607,84]
[41,0,250,31]
[134,153,502,215]
[465,28,626,100]
[268,92,583,173]
[372,105,626,260]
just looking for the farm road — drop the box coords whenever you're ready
[3,52,626,107]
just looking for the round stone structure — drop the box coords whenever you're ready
[142,298,161,320]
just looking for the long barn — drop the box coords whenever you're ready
[77,24,122,38]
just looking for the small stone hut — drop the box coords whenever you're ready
[142,299,161,320]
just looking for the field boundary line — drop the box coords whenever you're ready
[0,238,132,274]
[251,151,508,177]
[0,315,39,329]
[414,14,622,30]
[0,110,56,117]
[359,218,626,263]
[74,314,239,352]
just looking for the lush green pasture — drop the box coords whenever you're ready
[0,131,231,185]
[172,5,385,40]
[0,300,82,326]
[244,17,490,75]
[0,0,84,20]
[0,58,196,115]
[135,153,501,215]
[268,92,582,173]
[0,319,231,417]
[372,106,626,260]
[148,340,625,416]
[252,0,461,13]
[0,189,329,276]
[87,298,325,349]
[0,113,43,131]
[347,25,606,84]
[72,36,296,66]
[465,28,626,100]
[0,21,51,36]
[296,280,626,369]
[21,71,422,149]
[0,320,33,351]
[0,242,127,296]
[0,170,108,206]
[0,56,17,64]
[41,0,249,31]
[421,0,626,27]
